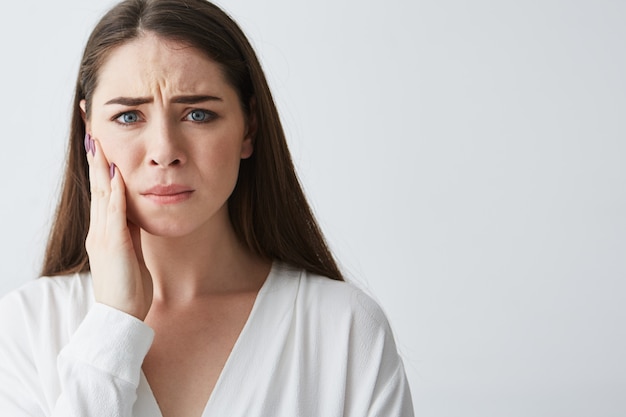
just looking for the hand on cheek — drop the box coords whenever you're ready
[84,133,153,320]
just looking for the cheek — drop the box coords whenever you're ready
[196,140,243,177]
[99,138,143,175]
[89,118,141,168]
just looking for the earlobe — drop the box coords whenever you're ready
[79,100,87,122]
[240,136,254,159]
[241,97,258,160]
[79,99,91,133]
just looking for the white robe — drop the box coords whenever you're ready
[0,262,414,416]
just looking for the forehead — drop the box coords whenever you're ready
[94,33,230,99]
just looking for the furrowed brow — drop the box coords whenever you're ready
[171,95,223,104]
[104,95,222,106]
[105,97,153,106]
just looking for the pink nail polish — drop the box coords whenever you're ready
[90,137,96,157]
[109,163,115,179]
[84,133,91,153]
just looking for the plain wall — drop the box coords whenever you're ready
[1,0,625,415]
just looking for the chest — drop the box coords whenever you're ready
[141,295,256,417]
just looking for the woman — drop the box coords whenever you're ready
[0,0,414,416]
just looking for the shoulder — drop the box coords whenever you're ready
[0,272,92,308]
[0,273,94,381]
[295,267,392,330]
[0,273,93,335]
[272,264,413,413]
[271,263,396,348]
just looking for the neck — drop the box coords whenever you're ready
[140,216,271,305]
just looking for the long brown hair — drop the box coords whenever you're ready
[41,0,343,281]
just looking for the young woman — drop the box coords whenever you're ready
[0,0,414,416]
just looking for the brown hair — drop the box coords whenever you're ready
[41,0,343,281]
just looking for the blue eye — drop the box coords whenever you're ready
[186,109,214,122]
[115,112,140,124]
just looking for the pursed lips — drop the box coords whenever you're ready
[141,184,194,204]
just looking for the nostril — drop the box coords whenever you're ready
[149,158,183,167]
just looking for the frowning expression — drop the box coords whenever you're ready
[83,33,254,238]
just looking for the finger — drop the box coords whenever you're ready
[107,163,130,237]
[129,220,153,300]
[87,138,112,229]
[85,134,98,227]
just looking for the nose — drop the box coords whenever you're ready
[146,119,187,167]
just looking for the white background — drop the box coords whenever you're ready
[1,0,625,415]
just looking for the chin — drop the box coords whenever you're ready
[127,202,231,240]
[127,211,198,239]
[140,223,196,238]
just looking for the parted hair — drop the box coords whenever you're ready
[41,0,343,281]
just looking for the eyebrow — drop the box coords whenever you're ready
[105,95,223,106]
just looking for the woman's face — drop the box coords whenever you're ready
[83,33,254,238]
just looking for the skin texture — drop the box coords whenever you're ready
[87,34,253,240]
[81,33,271,416]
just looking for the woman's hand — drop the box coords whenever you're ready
[85,134,153,320]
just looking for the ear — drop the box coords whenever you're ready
[79,99,91,132]
[240,97,257,160]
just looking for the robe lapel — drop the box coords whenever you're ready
[201,263,301,416]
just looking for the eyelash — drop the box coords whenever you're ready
[111,109,217,126]
[184,109,216,123]
[112,111,142,126]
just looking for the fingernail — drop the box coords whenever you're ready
[109,163,116,179]
[90,137,96,157]
[84,133,91,154]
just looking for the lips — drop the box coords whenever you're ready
[141,184,194,204]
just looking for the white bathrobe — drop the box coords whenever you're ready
[0,262,414,416]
